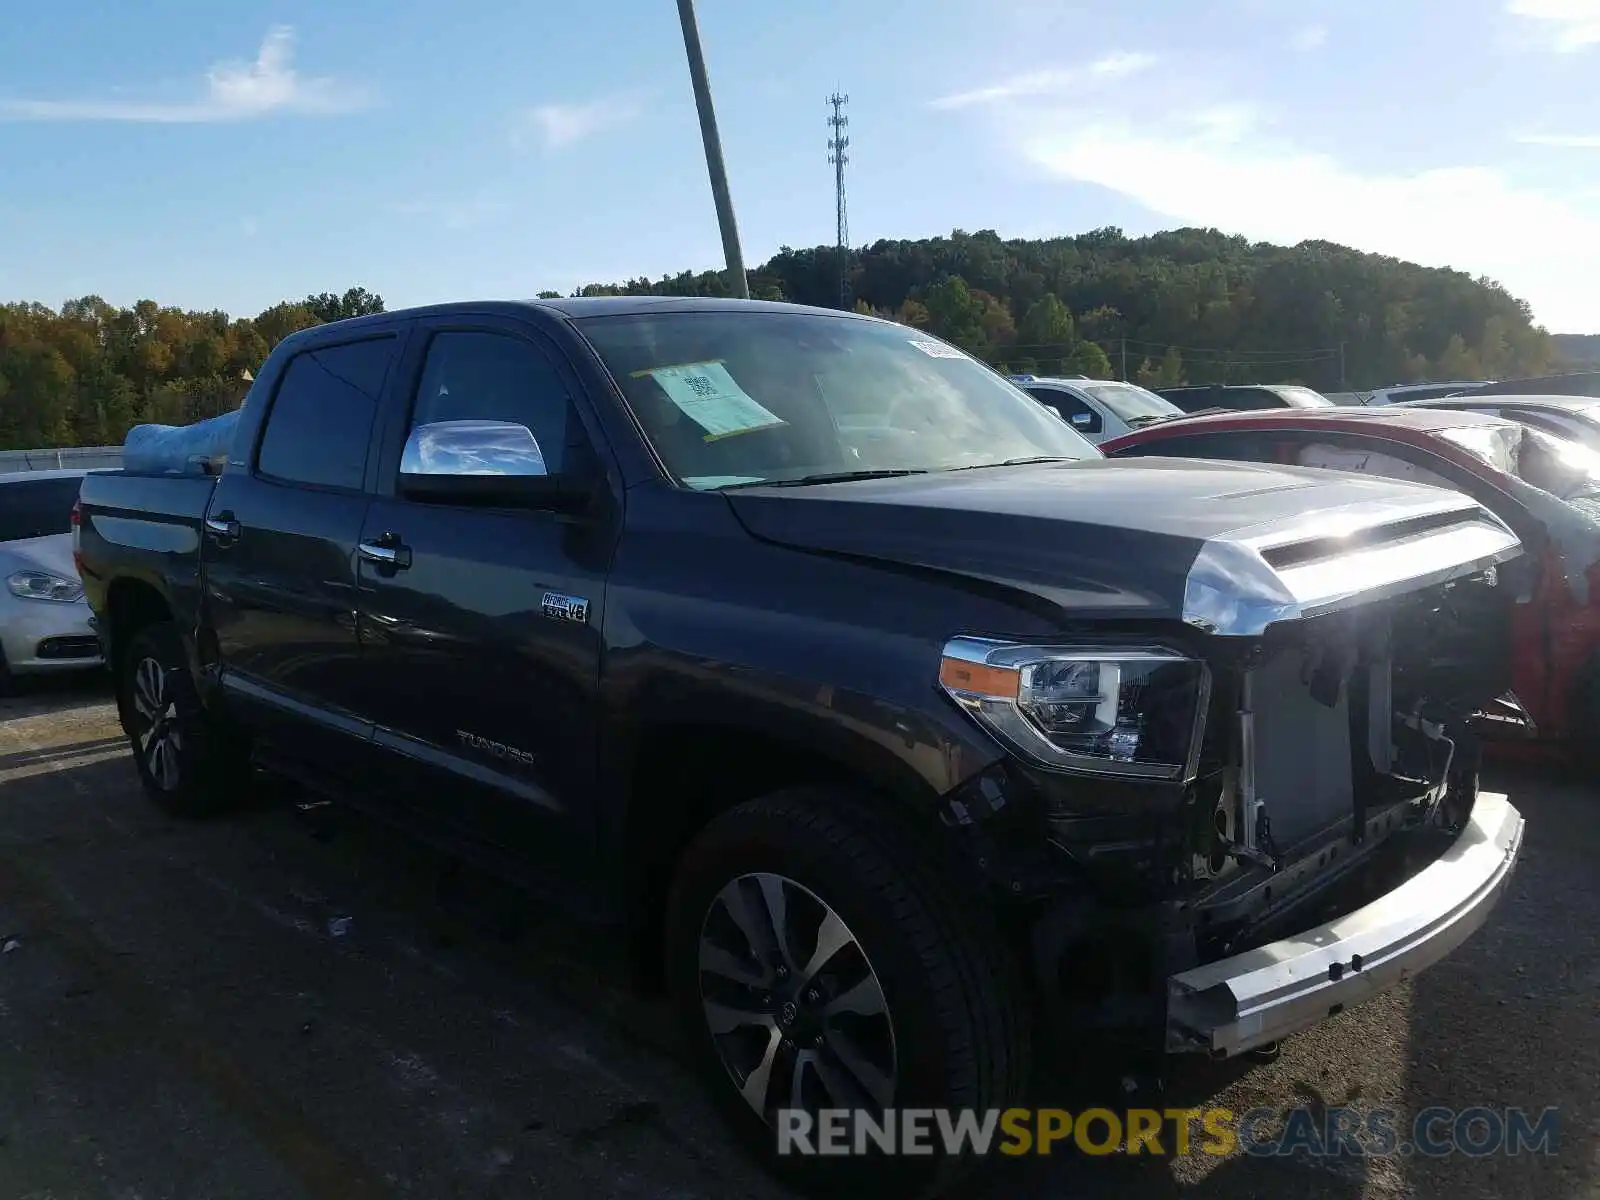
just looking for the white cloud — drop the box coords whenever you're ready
[1021,107,1600,330]
[929,51,1158,111]
[1507,0,1600,52]
[516,94,642,150]
[0,27,370,123]
[1290,24,1329,50]
[1516,130,1600,146]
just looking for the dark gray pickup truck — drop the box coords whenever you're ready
[73,298,1528,1196]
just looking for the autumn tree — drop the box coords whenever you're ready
[0,222,1569,453]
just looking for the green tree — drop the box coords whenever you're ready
[1136,346,1186,388]
[1436,334,1482,380]
[303,287,385,323]
[0,223,1567,454]
[1067,341,1113,378]
[1017,295,1075,374]
[920,276,990,355]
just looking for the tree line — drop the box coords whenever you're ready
[573,228,1562,392]
[0,287,384,450]
[0,228,1575,451]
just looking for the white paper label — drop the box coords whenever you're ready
[907,339,968,359]
[639,360,788,442]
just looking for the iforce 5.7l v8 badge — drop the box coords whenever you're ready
[541,592,590,625]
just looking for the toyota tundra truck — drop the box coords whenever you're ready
[73,297,1528,1197]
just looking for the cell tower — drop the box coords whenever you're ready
[827,92,850,308]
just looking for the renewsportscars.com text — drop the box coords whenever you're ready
[777,1106,1561,1159]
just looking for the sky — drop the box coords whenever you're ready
[2,0,1599,332]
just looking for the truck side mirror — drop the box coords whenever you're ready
[398,419,590,513]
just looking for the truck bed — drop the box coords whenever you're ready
[74,470,220,641]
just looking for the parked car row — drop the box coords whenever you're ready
[1104,404,1600,765]
[1,299,1547,1196]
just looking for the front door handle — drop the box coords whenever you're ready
[204,513,240,538]
[358,539,412,570]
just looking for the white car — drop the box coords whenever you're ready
[0,469,105,690]
[1009,375,1187,444]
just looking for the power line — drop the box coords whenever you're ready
[827,92,850,309]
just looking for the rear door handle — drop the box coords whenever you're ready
[358,539,412,570]
[204,514,240,538]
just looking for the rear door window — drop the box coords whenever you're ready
[256,337,398,491]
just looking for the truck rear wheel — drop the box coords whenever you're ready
[665,787,1029,1198]
[121,622,249,818]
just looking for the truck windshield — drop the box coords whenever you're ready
[0,476,83,543]
[574,310,1100,489]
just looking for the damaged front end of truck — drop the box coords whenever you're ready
[936,490,1531,1057]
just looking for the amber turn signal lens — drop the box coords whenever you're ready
[938,657,1020,700]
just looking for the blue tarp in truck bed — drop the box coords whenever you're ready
[122,409,240,476]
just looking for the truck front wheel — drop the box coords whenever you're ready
[665,787,1029,1198]
[121,622,248,817]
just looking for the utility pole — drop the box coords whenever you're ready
[827,92,851,309]
[1120,337,1128,382]
[676,0,749,298]
[1338,340,1347,390]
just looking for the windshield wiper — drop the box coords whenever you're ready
[1124,413,1177,427]
[720,468,930,490]
[951,456,1077,472]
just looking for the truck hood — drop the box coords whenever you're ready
[724,457,1522,636]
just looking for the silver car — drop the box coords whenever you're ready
[1009,375,1187,444]
[0,468,105,688]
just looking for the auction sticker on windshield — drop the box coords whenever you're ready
[908,339,968,359]
[637,360,788,441]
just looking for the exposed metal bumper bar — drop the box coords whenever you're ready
[1166,791,1525,1056]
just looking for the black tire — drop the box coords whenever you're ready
[121,621,249,817]
[665,787,1029,1199]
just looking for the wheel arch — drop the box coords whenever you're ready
[610,697,1003,993]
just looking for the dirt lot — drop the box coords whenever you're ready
[0,678,1594,1200]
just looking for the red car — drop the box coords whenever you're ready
[1102,406,1600,763]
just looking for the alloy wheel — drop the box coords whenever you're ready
[131,655,183,791]
[697,871,897,1122]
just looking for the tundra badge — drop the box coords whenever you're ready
[457,730,537,767]
[541,592,590,624]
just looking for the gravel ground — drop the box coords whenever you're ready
[0,677,1593,1200]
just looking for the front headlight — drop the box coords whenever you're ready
[7,570,85,604]
[938,637,1210,779]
